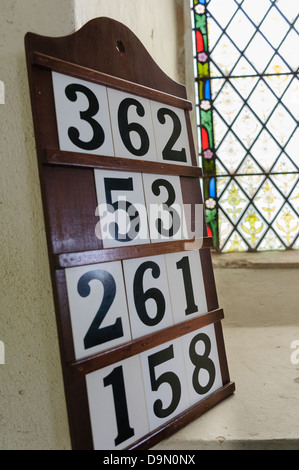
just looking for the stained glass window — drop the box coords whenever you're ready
[191,0,299,252]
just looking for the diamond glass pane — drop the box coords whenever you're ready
[267,103,296,146]
[250,129,280,172]
[241,0,271,27]
[259,8,290,48]
[239,206,268,248]
[274,204,299,246]
[244,32,274,74]
[218,179,249,223]
[285,128,299,168]
[247,80,277,123]
[231,106,262,147]
[257,229,284,251]
[217,131,246,173]
[225,10,256,51]
[191,0,299,252]
[210,35,241,76]
[213,81,243,125]
[254,179,284,222]
[222,231,248,253]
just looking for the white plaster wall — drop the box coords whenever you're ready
[0,0,77,450]
[0,0,184,450]
[74,0,182,83]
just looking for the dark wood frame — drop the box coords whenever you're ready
[25,17,234,450]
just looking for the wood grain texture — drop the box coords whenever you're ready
[32,51,193,110]
[128,381,235,450]
[44,148,202,177]
[25,17,234,451]
[54,237,214,268]
[68,308,224,377]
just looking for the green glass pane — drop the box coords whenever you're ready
[197,62,209,77]
[200,109,213,142]
[195,14,207,35]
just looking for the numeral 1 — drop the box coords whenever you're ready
[103,365,135,446]
[176,256,198,316]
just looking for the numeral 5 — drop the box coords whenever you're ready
[94,170,149,248]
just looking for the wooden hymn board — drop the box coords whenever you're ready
[25,18,235,450]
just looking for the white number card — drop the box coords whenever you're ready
[150,100,192,166]
[52,72,193,167]
[86,355,149,450]
[52,72,114,156]
[94,169,150,248]
[65,261,132,360]
[107,88,157,161]
[84,323,223,449]
[142,173,188,242]
[122,254,174,339]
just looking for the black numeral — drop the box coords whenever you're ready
[104,177,140,242]
[133,261,165,326]
[103,365,135,446]
[77,270,123,349]
[176,256,198,316]
[65,84,105,150]
[151,179,181,237]
[118,98,150,156]
[157,108,187,162]
[189,333,216,395]
[148,345,181,418]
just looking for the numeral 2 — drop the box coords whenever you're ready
[77,269,123,349]
[157,107,187,162]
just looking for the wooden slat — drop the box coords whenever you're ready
[31,51,193,110]
[25,17,234,451]
[44,148,202,177]
[67,308,224,377]
[54,237,214,268]
[214,320,231,385]
[127,381,235,450]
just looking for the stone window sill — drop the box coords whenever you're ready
[212,250,299,269]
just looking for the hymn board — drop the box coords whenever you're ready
[25,18,235,450]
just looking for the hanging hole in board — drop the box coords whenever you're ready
[116,40,126,54]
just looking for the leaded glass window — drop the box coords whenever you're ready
[191,0,299,252]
